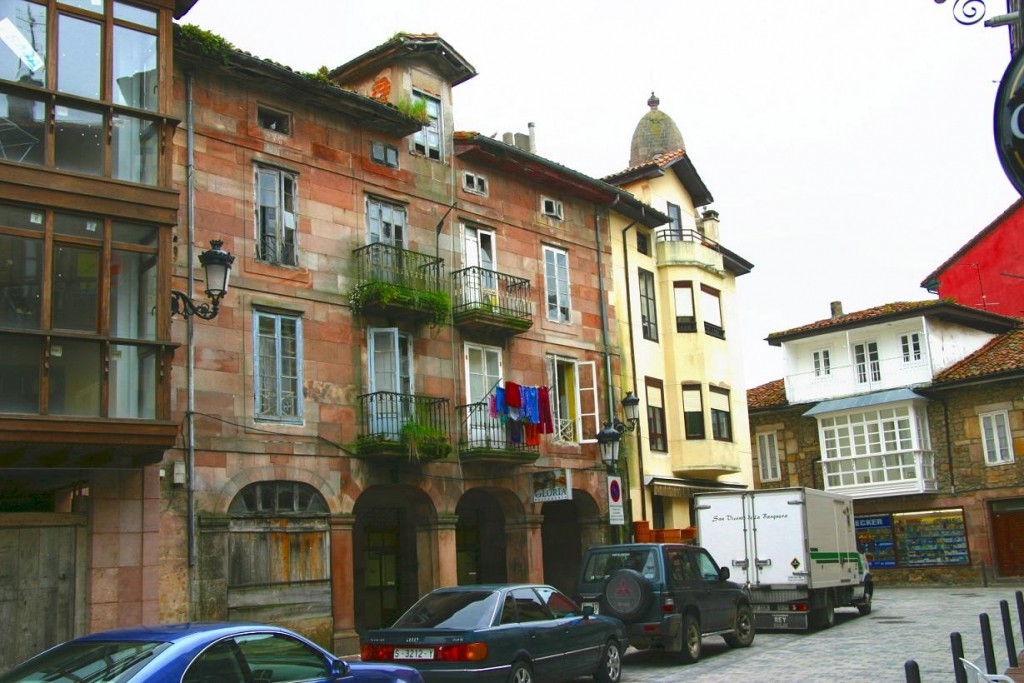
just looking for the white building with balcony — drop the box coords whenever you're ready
[765,300,1017,499]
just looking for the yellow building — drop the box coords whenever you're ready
[604,94,755,536]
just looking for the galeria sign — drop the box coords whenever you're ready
[994,46,1024,195]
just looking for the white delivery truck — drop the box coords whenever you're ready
[693,487,872,630]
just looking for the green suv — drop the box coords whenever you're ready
[574,543,755,664]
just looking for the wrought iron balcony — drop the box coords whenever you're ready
[355,391,451,461]
[451,267,532,335]
[350,243,448,326]
[456,401,539,465]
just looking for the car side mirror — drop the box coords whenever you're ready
[331,659,350,678]
[718,566,730,581]
[582,604,595,618]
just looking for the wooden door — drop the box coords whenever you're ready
[993,510,1024,577]
[0,522,81,672]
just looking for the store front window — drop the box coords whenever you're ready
[855,508,969,569]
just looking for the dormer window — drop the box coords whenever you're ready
[411,90,442,160]
[257,106,290,134]
[541,197,563,220]
[463,171,488,196]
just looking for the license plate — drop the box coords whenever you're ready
[583,601,600,615]
[751,604,770,612]
[394,648,434,660]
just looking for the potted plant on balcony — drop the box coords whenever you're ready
[400,420,451,461]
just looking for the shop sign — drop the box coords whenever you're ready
[532,469,572,503]
[994,46,1024,195]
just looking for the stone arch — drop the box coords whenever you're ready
[214,465,341,514]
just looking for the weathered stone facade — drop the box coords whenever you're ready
[749,376,1024,586]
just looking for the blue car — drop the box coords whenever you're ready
[0,622,423,683]
[360,583,625,683]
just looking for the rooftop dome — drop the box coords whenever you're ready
[629,92,685,167]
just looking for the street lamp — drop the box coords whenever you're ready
[171,240,235,320]
[597,422,622,473]
[619,391,640,431]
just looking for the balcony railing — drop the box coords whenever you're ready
[456,401,539,465]
[654,227,725,272]
[822,450,937,499]
[355,391,451,461]
[785,356,932,404]
[451,267,532,335]
[350,243,447,325]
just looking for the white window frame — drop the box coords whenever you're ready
[255,166,298,266]
[853,340,881,384]
[462,171,488,196]
[813,349,831,378]
[548,356,599,444]
[254,309,303,422]
[366,196,407,247]
[412,89,442,160]
[980,410,1014,465]
[543,245,571,323]
[701,284,724,338]
[367,327,414,437]
[541,196,564,220]
[757,430,781,482]
[901,332,923,364]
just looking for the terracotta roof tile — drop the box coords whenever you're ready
[768,300,947,339]
[601,147,687,181]
[935,323,1024,383]
[747,379,787,410]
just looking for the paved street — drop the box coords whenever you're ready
[595,583,1024,683]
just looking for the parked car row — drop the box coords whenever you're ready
[0,543,756,683]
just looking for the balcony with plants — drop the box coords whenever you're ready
[455,401,539,465]
[354,391,452,461]
[350,243,448,327]
[451,267,532,336]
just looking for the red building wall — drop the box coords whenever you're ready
[928,199,1024,316]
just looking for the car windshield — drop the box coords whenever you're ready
[0,641,168,683]
[393,590,500,629]
[582,549,659,581]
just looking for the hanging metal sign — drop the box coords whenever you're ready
[994,46,1024,196]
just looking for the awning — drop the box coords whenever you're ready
[802,388,926,417]
[643,475,748,499]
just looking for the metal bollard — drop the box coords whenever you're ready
[981,559,988,587]
[1002,600,1019,668]
[982,613,998,675]
[1017,591,1024,643]
[952,632,967,683]
[904,659,921,683]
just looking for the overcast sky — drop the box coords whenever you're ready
[181,1,1022,390]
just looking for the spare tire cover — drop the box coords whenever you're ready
[600,568,653,621]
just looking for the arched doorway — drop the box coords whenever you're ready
[542,491,602,596]
[226,481,331,645]
[353,485,437,633]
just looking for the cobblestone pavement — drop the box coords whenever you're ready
[579,584,1024,683]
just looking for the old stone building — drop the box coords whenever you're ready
[748,302,1024,584]
[163,29,666,655]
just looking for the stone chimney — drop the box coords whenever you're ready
[830,301,844,318]
[698,210,720,242]
[502,124,536,153]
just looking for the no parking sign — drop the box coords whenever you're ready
[607,476,624,525]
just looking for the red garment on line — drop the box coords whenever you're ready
[505,381,523,407]
[538,386,554,434]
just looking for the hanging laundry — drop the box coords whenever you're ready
[538,386,554,434]
[524,423,541,446]
[505,381,523,408]
[522,386,540,424]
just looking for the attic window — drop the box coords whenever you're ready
[411,90,442,160]
[463,171,488,196]
[258,106,290,134]
[541,197,563,220]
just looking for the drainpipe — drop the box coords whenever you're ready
[185,73,197,596]
[619,220,647,523]
[595,210,616,420]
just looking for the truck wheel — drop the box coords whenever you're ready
[676,613,702,664]
[857,583,873,616]
[723,604,755,648]
[813,593,835,629]
[600,569,653,621]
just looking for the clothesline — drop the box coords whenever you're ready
[488,382,554,446]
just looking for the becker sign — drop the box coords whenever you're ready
[994,46,1024,195]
